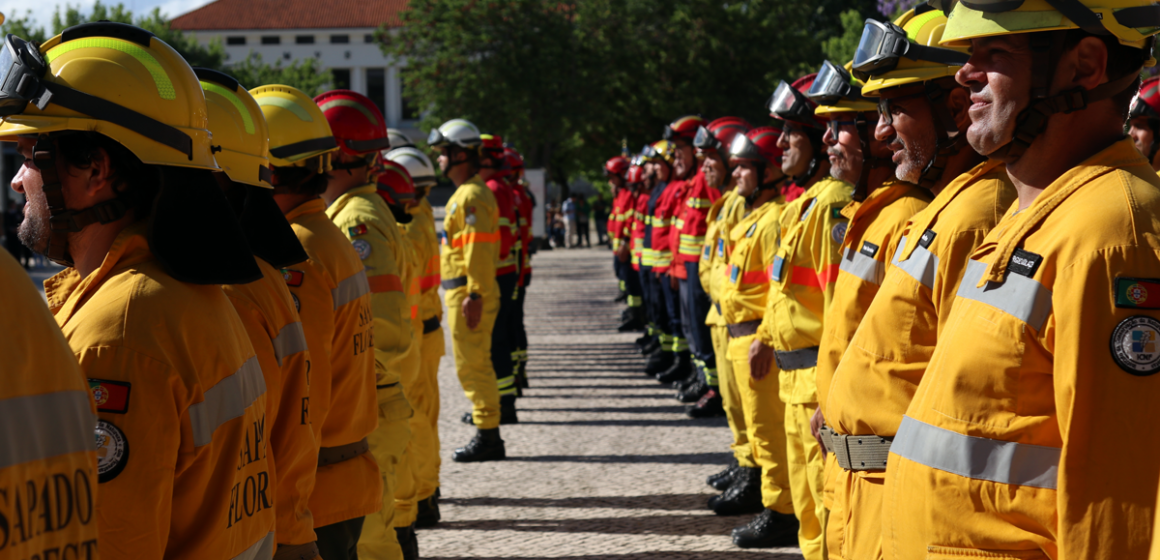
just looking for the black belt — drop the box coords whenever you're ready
[422,316,441,334]
[318,437,369,467]
[441,276,467,289]
[726,320,761,338]
[775,346,819,370]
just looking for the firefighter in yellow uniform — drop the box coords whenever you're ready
[429,118,506,462]
[882,1,1160,558]
[819,10,1016,560]
[696,118,753,491]
[5,24,276,559]
[200,68,323,560]
[255,84,383,560]
[0,248,99,559]
[751,73,853,560]
[716,127,798,548]
[387,145,446,526]
[311,90,416,560]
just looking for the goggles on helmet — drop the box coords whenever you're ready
[0,32,195,159]
[692,125,722,152]
[852,19,969,81]
[929,0,1160,37]
[768,81,817,126]
[426,128,451,148]
[807,60,868,106]
[728,132,766,163]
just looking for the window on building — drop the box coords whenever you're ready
[365,68,386,116]
[332,69,351,91]
[295,35,314,44]
[226,36,246,45]
[364,34,375,44]
[330,34,350,44]
[261,36,280,45]
[400,69,420,121]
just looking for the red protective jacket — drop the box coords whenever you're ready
[674,171,720,269]
[631,188,652,272]
[486,178,519,277]
[510,178,534,287]
[651,178,689,274]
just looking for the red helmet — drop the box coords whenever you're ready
[1132,77,1160,120]
[480,133,509,172]
[694,117,752,156]
[313,90,390,156]
[729,125,784,167]
[768,74,825,129]
[664,115,708,142]
[604,156,630,178]
[376,158,416,205]
[627,164,645,184]
[503,147,524,171]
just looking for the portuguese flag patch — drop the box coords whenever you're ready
[88,379,131,414]
[1115,278,1160,309]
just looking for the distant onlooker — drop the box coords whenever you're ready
[576,196,591,248]
[561,196,577,248]
[592,195,609,246]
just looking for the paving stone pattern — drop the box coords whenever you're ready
[425,246,804,559]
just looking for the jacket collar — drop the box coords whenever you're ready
[44,222,153,325]
[284,197,327,222]
[839,179,924,252]
[899,159,1005,262]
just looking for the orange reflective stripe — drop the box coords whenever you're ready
[790,263,839,288]
[368,274,404,293]
[419,274,441,291]
[451,231,501,248]
[740,270,768,285]
[411,305,419,320]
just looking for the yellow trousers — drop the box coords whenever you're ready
[358,387,413,560]
[783,392,827,560]
[726,334,793,513]
[417,324,445,496]
[827,467,886,560]
[714,325,755,468]
[392,317,440,526]
[446,289,500,429]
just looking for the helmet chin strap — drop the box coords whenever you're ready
[913,80,971,190]
[854,114,894,201]
[745,165,788,206]
[37,134,132,267]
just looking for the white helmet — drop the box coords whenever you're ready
[386,146,438,188]
[427,118,481,148]
[387,128,415,150]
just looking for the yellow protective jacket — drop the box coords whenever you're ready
[0,249,98,559]
[826,160,1014,437]
[326,184,414,387]
[759,178,853,403]
[816,180,930,413]
[223,257,318,549]
[440,175,500,301]
[886,139,1160,560]
[44,223,276,560]
[720,196,787,325]
[701,190,748,327]
[408,199,443,323]
[283,199,382,528]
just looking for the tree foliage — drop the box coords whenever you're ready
[0,2,330,94]
[386,0,877,185]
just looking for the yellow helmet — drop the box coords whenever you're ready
[0,22,217,169]
[810,61,878,115]
[196,68,272,188]
[937,0,1160,52]
[643,139,675,164]
[859,8,969,96]
[250,84,337,172]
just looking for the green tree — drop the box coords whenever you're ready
[822,9,868,67]
[227,53,333,97]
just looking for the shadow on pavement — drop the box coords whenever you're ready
[513,418,728,428]
[501,452,730,465]
[427,555,801,560]
[426,513,740,537]
[441,493,713,511]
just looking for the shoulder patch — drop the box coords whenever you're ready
[466,214,478,226]
[282,268,305,287]
[1111,315,1160,376]
[831,223,847,245]
[348,224,369,237]
[831,207,843,220]
[1116,278,1160,309]
[352,239,372,260]
[88,379,130,414]
[95,419,129,483]
[1008,248,1043,278]
[919,229,937,248]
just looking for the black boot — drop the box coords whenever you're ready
[500,395,519,424]
[634,333,653,349]
[706,460,738,491]
[687,389,725,418]
[645,350,675,375]
[640,338,661,356]
[709,466,764,516]
[394,524,419,560]
[614,291,628,303]
[415,491,441,528]
[656,351,691,383]
[452,428,506,462]
[676,376,708,403]
[618,314,645,332]
[732,508,800,548]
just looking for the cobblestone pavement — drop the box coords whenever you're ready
[426,246,804,559]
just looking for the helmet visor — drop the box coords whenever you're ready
[852,20,906,80]
[728,133,763,162]
[768,81,815,125]
[0,34,47,117]
[693,125,721,152]
[808,60,858,105]
[426,128,448,147]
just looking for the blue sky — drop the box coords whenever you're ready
[0,0,214,30]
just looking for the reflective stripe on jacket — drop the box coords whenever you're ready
[441,175,500,299]
[676,171,721,264]
[45,223,276,560]
[284,199,382,528]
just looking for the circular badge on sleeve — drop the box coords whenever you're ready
[352,239,372,260]
[1111,315,1160,376]
[831,222,848,245]
[466,214,477,226]
[95,419,129,483]
[291,293,301,313]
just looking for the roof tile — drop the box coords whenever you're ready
[171,0,407,31]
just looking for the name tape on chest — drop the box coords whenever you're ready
[1008,248,1043,278]
[771,256,786,282]
[860,241,879,259]
[1115,278,1160,309]
[95,419,129,483]
[919,229,937,248]
[717,238,725,258]
[1112,315,1160,376]
[88,379,130,414]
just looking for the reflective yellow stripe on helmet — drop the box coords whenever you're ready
[200,81,255,134]
[47,38,175,100]
[257,96,314,122]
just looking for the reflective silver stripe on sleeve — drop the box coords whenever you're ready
[189,357,266,447]
[0,390,95,469]
[892,237,939,290]
[840,245,884,285]
[271,321,308,367]
[332,269,371,309]
[956,259,1053,330]
[231,532,275,560]
[891,415,1059,489]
